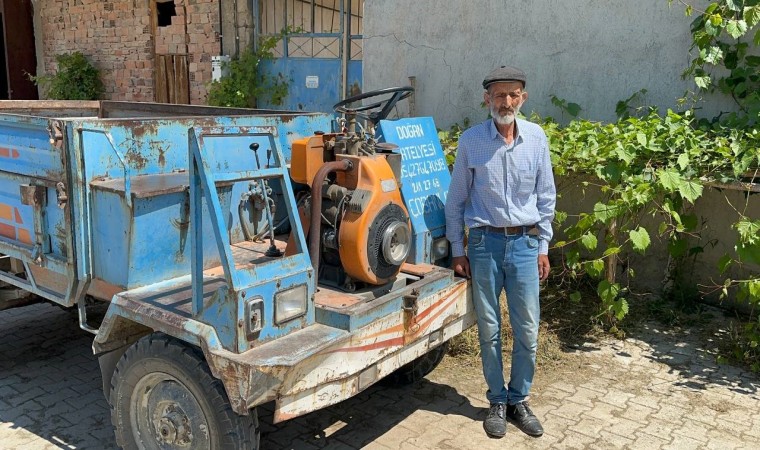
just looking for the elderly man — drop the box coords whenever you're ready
[444,66,556,438]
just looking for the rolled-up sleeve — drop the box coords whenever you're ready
[535,134,556,254]
[445,140,471,258]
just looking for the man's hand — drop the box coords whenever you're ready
[538,254,550,281]
[451,256,471,279]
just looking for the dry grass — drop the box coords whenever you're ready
[448,283,606,369]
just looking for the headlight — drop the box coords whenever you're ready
[431,237,449,260]
[274,284,308,325]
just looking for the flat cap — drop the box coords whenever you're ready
[482,65,526,89]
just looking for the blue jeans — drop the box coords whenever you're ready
[468,227,540,405]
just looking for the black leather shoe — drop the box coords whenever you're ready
[484,402,507,437]
[506,402,544,437]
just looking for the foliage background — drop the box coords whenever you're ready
[442,0,760,370]
[207,30,291,108]
[29,52,104,100]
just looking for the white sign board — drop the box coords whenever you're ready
[305,76,319,89]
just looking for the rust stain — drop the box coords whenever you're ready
[125,147,148,170]
[158,146,166,167]
[87,278,125,301]
[28,265,68,295]
[405,286,465,341]
[400,262,438,277]
[130,122,161,139]
[314,289,361,309]
[55,222,68,256]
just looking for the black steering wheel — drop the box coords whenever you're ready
[333,86,414,125]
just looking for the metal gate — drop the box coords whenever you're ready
[255,0,363,112]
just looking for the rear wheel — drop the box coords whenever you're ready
[110,333,259,450]
[383,341,449,386]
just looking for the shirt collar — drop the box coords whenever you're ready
[487,118,522,144]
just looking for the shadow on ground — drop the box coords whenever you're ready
[541,285,760,397]
[259,378,483,449]
[0,302,483,450]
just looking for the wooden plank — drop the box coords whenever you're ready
[155,54,168,103]
[175,55,190,104]
[166,55,176,104]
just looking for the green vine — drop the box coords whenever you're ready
[542,108,759,327]
[439,105,760,366]
[670,0,760,124]
[29,52,104,100]
[439,1,760,370]
[207,28,293,108]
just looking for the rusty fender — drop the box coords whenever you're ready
[206,277,474,421]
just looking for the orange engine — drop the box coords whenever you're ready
[290,133,411,290]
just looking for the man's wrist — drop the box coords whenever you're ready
[450,242,465,258]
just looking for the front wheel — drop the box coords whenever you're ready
[383,341,449,386]
[109,333,259,450]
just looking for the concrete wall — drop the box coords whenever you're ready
[363,0,735,128]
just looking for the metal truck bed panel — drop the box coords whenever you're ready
[0,100,322,119]
[0,100,101,118]
[0,102,334,309]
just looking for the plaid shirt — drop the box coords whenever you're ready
[445,118,556,256]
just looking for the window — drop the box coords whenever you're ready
[156,1,177,27]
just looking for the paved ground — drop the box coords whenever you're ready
[1,302,759,449]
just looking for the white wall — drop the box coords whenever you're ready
[364,0,735,127]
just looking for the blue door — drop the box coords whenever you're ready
[255,0,363,112]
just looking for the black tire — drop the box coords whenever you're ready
[109,333,259,450]
[383,341,449,386]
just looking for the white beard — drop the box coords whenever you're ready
[491,103,521,125]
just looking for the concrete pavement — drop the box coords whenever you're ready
[1,302,759,449]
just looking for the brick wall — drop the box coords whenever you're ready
[181,0,221,104]
[37,0,221,104]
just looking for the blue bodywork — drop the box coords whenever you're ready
[0,103,473,422]
[0,103,332,333]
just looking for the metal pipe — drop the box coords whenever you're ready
[309,159,352,278]
[218,0,224,54]
[340,0,348,99]
[233,0,240,57]
[408,76,416,117]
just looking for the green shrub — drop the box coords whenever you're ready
[30,52,104,100]
[207,30,291,108]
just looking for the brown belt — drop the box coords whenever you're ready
[482,225,539,236]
